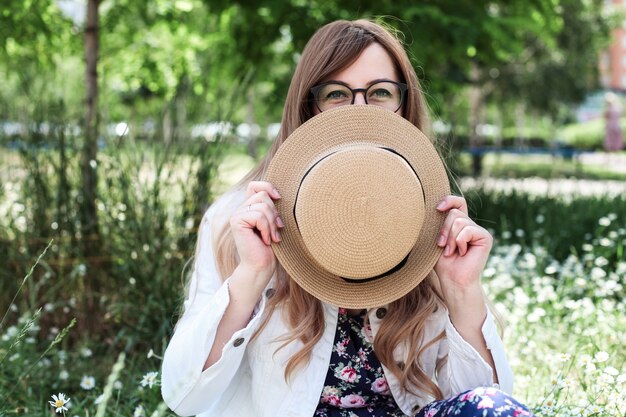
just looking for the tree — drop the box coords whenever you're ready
[80,0,101,328]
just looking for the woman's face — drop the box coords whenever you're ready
[312,42,403,117]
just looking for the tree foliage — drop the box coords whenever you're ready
[0,0,616,130]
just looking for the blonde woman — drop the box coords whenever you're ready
[162,19,534,417]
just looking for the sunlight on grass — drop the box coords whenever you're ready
[214,152,256,192]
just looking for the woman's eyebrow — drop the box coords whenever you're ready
[322,78,398,87]
[366,78,397,86]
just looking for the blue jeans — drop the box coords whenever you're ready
[415,387,534,417]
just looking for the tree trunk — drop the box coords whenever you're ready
[80,0,100,332]
[246,85,258,159]
[468,64,485,177]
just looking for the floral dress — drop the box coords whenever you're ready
[314,308,405,417]
[314,308,536,417]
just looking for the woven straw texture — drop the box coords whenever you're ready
[265,105,450,308]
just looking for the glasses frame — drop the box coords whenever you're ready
[310,80,408,113]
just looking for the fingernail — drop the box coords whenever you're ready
[272,188,281,198]
[437,235,446,246]
[275,230,281,241]
[436,200,446,209]
[443,245,450,256]
[276,216,285,228]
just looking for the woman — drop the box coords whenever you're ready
[604,92,625,152]
[161,19,534,417]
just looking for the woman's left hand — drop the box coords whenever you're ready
[433,195,493,291]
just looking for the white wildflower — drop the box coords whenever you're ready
[598,373,615,385]
[133,405,146,417]
[527,307,546,323]
[591,267,607,280]
[594,256,609,267]
[140,371,159,389]
[582,243,593,252]
[557,353,572,363]
[80,375,96,390]
[49,393,71,414]
[594,351,609,363]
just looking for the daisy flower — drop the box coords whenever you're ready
[49,393,71,414]
[133,405,146,417]
[80,347,93,358]
[80,375,96,390]
[140,371,159,388]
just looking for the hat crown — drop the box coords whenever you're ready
[295,146,425,279]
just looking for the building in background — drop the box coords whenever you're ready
[577,0,626,121]
[600,0,626,90]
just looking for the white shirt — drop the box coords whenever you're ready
[161,193,514,417]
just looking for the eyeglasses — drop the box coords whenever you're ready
[310,80,407,113]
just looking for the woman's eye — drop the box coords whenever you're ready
[326,90,349,99]
[370,88,392,98]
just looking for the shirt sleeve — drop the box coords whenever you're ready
[436,307,514,397]
[161,192,266,416]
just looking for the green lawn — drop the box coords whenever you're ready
[1,145,625,416]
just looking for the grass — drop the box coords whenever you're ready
[0,143,625,416]
[454,152,626,181]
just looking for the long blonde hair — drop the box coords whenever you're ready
[210,19,446,400]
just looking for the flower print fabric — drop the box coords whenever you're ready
[314,308,405,417]
[315,309,536,417]
[414,387,535,417]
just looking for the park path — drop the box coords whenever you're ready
[460,176,626,198]
[577,151,626,173]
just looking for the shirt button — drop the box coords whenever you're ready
[396,361,405,370]
[375,307,387,319]
[412,404,421,413]
[233,337,245,347]
[265,288,275,298]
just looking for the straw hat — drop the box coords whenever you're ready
[265,105,450,308]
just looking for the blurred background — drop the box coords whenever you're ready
[0,1,625,416]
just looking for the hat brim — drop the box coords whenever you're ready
[265,105,450,308]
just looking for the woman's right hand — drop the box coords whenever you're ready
[229,181,284,285]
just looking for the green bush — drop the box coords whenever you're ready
[558,118,626,150]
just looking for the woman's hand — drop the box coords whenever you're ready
[433,195,493,292]
[432,195,498,380]
[205,181,284,369]
[230,181,284,284]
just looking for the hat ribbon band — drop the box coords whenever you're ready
[340,252,409,284]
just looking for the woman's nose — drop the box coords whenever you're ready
[353,92,367,105]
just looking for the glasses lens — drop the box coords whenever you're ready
[367,82,403,111]
[315,84,352,111]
